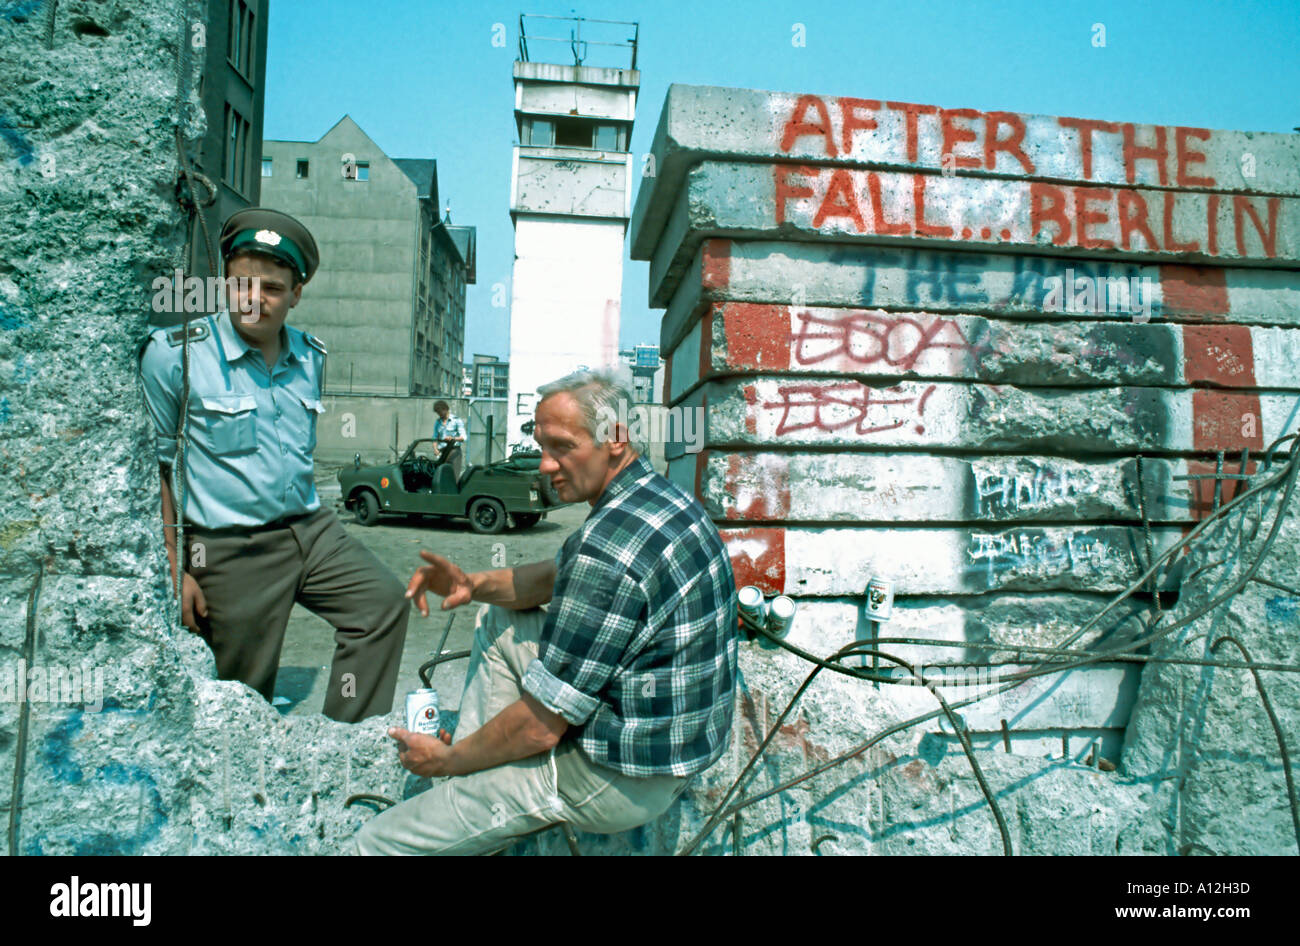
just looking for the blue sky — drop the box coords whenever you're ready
[264,0,1300,361]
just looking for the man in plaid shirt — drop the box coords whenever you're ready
[353,367,738,855]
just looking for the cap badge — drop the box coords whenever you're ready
[254,229,283,246]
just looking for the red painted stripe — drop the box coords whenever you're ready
[701,238,731,292]
[723,303,791,371]
[742,383,759,435]
[1186,458,1259,519]
[1192,391,1263,453]
[723,527,786,594]
[1180,281,1256,521]
[1181,324,1257,387]
[1160,264,1229,320]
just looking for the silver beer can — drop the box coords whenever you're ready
[737,585,767,632]
[767,595,797,636]
[405,688,440,736]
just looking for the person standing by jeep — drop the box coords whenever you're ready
[138,207,410,723]
[432,400,467,479]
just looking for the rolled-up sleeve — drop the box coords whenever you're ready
[138,338,180,465]
[522,548,647,726]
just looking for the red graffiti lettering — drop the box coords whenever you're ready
[1234,196,1280,258]
[886,101,938,162]
[1163,191,1199,253]
[984,112,1035,173]
[790,310,974,372]
[1117,189,1158,250]
[761,382,937,437]
[1057,117,1120,180]
[1175,127,1215,188]
[1075,188,1115,249]
[839,97,880,155]
[939,107,982,169]
[1030,183,1071,245]
[774,165,816,225]
[813,168,866,231]
[780,94,838,156]
[1122,123,1170,186]
[912,174,952,238]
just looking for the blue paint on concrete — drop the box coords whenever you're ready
[12,354,34,385]
[1265,594,1299,625]
[30,708,170,854]
[0,0,44,23]
[0,303,24,330]
[40,711,86,783]
[0,113,35,166]
[70,762,166,855]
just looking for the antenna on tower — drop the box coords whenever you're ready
[569,17,586,65]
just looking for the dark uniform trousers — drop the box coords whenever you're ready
[185,507,409,723]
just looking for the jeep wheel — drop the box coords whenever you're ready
[468,498,506,534]
[512,513,541,530]
[539,478,561,505]
[355,492,381,526]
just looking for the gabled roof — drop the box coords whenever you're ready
[393,158,439,206]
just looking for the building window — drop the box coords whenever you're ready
[223,104,251,194]
[521,118,553,146]
[594,124,621,151]
[554,117,593,148]
[261,157,272,177]
[356,161,369,181]
[227,0,255,79]
[296,159,309,179]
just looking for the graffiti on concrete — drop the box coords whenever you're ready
[760,381,937,437]
[773,164,1283,259]
[790,309,978,371]
[28,703,168,855]
[0,112,35,166]
[974,466,1086,517]
[967,530,1112,585]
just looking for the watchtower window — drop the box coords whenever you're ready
[554,117,594,148]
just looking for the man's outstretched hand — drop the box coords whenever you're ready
[405,550,474,615]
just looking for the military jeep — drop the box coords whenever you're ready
[338,438,565,534]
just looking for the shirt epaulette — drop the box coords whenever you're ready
[164,322,210,347]
[305,333,327,355]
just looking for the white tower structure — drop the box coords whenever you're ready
[506,15,640,452]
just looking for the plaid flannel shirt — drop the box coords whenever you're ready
[522,455,739,777]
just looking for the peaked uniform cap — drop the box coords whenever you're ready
[220,207,320,283]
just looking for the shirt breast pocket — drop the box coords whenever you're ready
[198,394,258,456]
[296,392,326,452]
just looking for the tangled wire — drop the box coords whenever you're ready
[682,432,1300,856]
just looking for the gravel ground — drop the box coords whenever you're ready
[272,465,590,722]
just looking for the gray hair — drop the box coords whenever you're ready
[536,365,647,456]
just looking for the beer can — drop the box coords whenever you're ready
[405,688,440,736]
[767,595,797,636]
[737,585,767,632]
[865,576,895,621]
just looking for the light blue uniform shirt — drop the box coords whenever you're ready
[433,414,466,442]
[139,312,327,529]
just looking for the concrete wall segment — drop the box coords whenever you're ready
[630,84,1300,261]
[657,240,1300,360]
[648,161,1300,306]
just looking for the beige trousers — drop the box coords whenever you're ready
[351,604,689,855]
